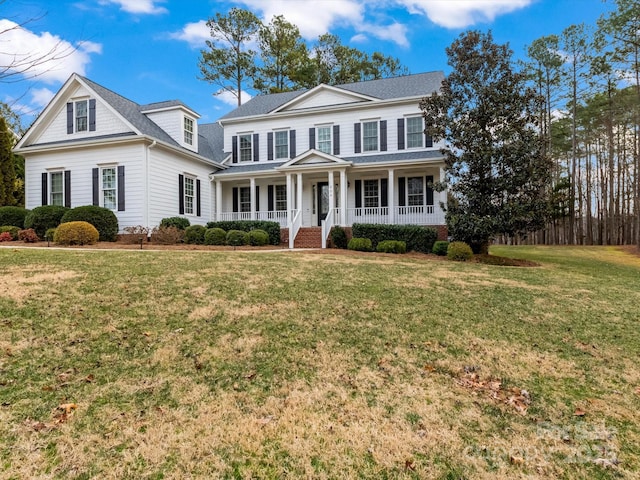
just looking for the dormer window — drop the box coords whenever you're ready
[184,117,194,145]
[75,100,88,132]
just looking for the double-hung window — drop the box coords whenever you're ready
[184,117,194,145]
[275,131,288,159]
[101,167,117,210]
[75,100,88,132]
[362,121,378,152]
[363,179,379,208]
[184,176,195,215]
[239,134,252,162]
[50,171,64,206]
[239,187,251,212]
[407,177,424,206]
[275,185,287,211]
[317,126,331,154]
[406,117,424,149]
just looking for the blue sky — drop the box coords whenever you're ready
[1,0,616,128]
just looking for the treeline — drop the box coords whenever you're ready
[198,8,408,106]
[516,0,639,246]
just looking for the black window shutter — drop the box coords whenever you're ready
[355,180,362,208]
[196,179,201,216]
[268,185,274,211]
[117,166,125,211]
[309,127,315,150]
[354,123,361,153]
[333,125,340,155]
[64,170,71,208]
[66,103,73,134]
[232,187,239,212]
[426,175,434,205]
[41,172,48,206]
[267,132,273,161]
[253,133,259,162]
[232,135,238,163]
[398,177,406,207]
[380,120,387,151]
[289,129,296,158]
[178,174,184,214]
[397,118,405,150]
[381,178,388,207]
[425,134,433,148]
[89,99,96,131]
[92,168,99,206]
[255,185,260,212]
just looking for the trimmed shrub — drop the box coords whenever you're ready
[432,240,449,256]
[45,228,57,241]
[160,216,190,230]
[0,206,29,228]
[0,232,13,242]
[447,241,473,261]
[204,228,226,245]
[122,225,149,244]
[226,229,247,247]
[330,226,348,249]
[351,223,437,253]
[151,226,184,244]
[24,205,69,238]
[206,220,280,245]
[61,205,118,241]
[0,225,20,240]
[348,237,372,252]
[18,228,39,243]
[53,221,99,245]
[246,229,269,246]
[184,224,206,244]
[376,240,407,254]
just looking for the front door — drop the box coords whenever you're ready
[317,182,329,226]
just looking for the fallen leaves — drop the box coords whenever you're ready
[456,372,530,415]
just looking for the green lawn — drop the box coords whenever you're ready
[0,245,639,479]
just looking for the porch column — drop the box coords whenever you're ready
[388,168,395,224]
[296,173,303,214]
[215,180,222,221]
[328,170,335,213]
[286,173,293,223]
[340,169,347,226]
[250,177,256,220]
[439,167,446,222]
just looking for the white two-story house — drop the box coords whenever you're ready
[14,71,447,248]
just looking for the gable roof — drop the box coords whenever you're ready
[219,71,444,121]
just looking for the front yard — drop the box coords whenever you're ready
[0,246,639,479]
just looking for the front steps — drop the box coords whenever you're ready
[293,227,323,248]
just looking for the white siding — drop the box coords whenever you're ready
[145,109,199,153]
[35,85,133,145]
[226,102,442,163]
[147,148,212,228]
[24,142,146,231]
[286,90,367,110]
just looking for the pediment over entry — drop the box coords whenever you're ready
[276,149,352,171]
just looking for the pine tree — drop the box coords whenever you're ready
[0,116,17,206]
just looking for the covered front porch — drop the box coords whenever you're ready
[210,150,447,248]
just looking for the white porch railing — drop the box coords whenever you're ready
[321,207,336,249]
[289,209,301,249]
[345,205,444,226]
[215,210,288,227]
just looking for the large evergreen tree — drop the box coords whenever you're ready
[0,115,17,206]
[421,30,552,253]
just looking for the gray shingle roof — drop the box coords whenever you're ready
[219,71,444,121]
[198,123,226,163]
[141,100,197,113]
[213,161,288,176]
[345,150,444,164]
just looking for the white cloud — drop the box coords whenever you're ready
[396,0,533,29]
[30,88,56,108]
[99,0,168,15]
[358,21,409,47]
[169,20,210,47]
[215,89,252,107]
[0,19,102,84]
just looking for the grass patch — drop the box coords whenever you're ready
[0,246,639,478]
